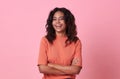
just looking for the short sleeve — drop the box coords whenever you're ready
[72,40,82,67]
[37,37,48,66]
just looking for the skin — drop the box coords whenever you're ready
[48,63,82,74]
[38,11,82,75]
[52,11,66,37]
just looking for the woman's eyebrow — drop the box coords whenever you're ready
[53,16,64,18]
[59,16,64,18]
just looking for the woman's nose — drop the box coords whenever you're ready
[56,19,60,23]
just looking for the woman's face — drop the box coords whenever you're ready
[52,11,66,35]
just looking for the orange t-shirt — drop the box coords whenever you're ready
[38,36,82,79]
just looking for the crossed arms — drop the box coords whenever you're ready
[37,59,82,75]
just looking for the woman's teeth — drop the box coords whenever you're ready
[56,25,62,28]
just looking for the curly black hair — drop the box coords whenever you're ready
[45,7,79,46]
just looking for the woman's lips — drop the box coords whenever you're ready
[55,24,62,28]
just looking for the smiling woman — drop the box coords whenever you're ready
[37,7,82,79]
[52,11,66,35]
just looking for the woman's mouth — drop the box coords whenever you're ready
[55,24,62,28]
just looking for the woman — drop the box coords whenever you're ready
[37,7,82,79]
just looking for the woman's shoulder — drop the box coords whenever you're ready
[41,36,47,40]
[40,36,49,43]
[75,37,82,46]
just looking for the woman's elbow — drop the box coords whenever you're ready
[75,69,80,74]
[38,65,46,73]
[73,66,82,74]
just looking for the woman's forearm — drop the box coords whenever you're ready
[48,63,82,74]
[38,64,66,75]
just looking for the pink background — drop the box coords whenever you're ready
[0,0,120,79]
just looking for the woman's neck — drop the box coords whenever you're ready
[56,32,66,37]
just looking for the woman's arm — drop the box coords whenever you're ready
[38,64,67,75]
[48,63,82,75]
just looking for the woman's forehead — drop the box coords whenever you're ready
[53,11,64,17]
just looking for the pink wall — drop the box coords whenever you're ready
[0,0,120,79]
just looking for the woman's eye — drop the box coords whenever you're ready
[59,17,64,20]
[53,18,56,20]
[60,18,64,20]
[52,17,64,21]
